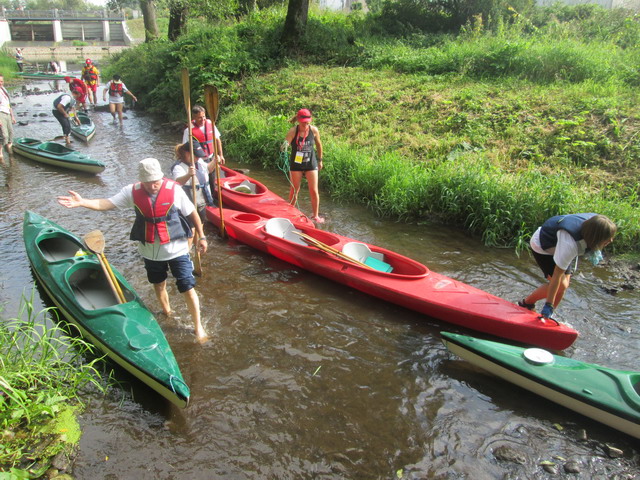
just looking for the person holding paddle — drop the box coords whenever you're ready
[519,213,616,319]
[171,140,216,219]
[182,105,225,165]
[283,108,324,224]
[57,158,209,342]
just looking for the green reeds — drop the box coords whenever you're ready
[0,290,105,471]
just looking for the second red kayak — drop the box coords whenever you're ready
[216,166,315,227]
[205,207,578,350]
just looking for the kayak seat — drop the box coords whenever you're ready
[342,242,394,273]
[69,268,119,310]
[226,179,257,194]
[265,218,306,245]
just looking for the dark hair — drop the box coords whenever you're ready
[112,74,121,81]
[582,215,617,250]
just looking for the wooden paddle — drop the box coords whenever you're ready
[180,68,203,276]
[291,231,374,269]
[83,230,126,304]
[203,84,225,238]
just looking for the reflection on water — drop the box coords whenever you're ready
[2,79,639,479]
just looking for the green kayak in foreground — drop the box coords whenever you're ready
[441,332,640,439]
[13,138,105,174]
[23,211,190,408]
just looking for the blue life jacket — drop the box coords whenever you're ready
[539,213,596,250]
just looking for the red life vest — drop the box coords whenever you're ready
[190,119,214,157]
[109,81,124,96]
[82,66,98,84]
[130,179,190,245]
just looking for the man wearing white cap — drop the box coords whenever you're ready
[57,158,209,341]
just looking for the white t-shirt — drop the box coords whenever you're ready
[170,160,209,208]
[0,87,12,115]
[108,181,195,261]
[104,81,129,104]
[530,227,587,270]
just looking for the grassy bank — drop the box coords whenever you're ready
[107,5,640,253]
[0,292,105,476]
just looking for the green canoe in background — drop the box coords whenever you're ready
[441,332,640,439]
[13,138,105,174]
[23,211,190,408]
[18,72,68,80]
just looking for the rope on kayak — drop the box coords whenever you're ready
[168,374,188,395]
[277,148,302,212]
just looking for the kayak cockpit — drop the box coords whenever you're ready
[37,234,131,309]
[223,179,266,196]
[264,217,429,277]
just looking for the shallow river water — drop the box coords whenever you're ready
[1,78,639,479]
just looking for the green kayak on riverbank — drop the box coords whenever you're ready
[441,332,640,439]
[13,137,105,174]
[23,211,190,408]
[17,72,68,80]
[70,112,96,142]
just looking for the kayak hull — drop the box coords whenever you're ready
[206,207,578,350]
[18,72,68,80]
[70,112,96,142]
[441,332,640,439]
[13,137,104,174]
[23,211,189,407]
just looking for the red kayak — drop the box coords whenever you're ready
[205,207,578,350]
[216,166,314,227]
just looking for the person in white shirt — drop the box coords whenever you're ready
[103,75,137,124]
[519,213,616,319]
[57,158,209,342]
[0,75,16,163]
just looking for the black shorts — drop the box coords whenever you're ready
[143,254,196,293]
[532,250,575,278]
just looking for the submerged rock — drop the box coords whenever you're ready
[493,445,527,465]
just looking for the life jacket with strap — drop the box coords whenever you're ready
[82,66,98,83]
[170,161,214,207]
[129,179,191,245]
[53,94,75,112]
[109,81,124,97]
[539,213,596,251]
[190,119,214,157]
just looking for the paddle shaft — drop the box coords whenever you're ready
[101,254,126,303]
[97,254,125,304]
[181,68,202,275]
[204,85,225,238]
[292,231,373,269]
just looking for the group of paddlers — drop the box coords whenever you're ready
[54,99,617,342]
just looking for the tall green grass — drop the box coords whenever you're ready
[221,105,640,253]
[0,291,105,473]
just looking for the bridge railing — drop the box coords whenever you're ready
[0,9,126,21]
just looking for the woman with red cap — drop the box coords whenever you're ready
[64,76,88,111]
[283,108,324,223]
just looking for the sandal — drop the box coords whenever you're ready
[517,298,535,310]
